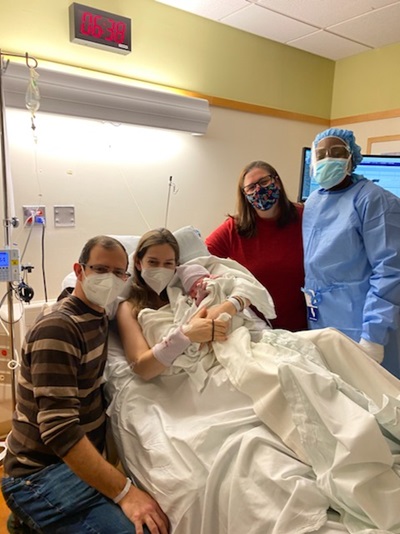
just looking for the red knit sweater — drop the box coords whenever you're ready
[205,207,307,332]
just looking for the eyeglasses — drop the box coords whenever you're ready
[81,264,131,281]
[242,175,275,195]
[315,145,350,161]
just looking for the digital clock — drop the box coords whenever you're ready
[69,3,132,54]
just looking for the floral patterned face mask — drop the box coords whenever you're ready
[245,182,280,211]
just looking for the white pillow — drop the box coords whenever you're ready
[108,235,140,256]
[174,226,210,263]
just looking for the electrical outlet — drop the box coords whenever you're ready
[23,205,46,226]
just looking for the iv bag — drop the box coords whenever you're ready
[25,68,40,115]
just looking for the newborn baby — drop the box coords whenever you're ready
[176,264,219,306]
[176,264,269,340]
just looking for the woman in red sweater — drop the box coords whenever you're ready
[205,160,307,332]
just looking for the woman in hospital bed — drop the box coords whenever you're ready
[107,227,400,534]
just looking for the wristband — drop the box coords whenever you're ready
[227,295,247,312]
[227,296,241,312]
[152,327,191,367]
[113,477,132,504]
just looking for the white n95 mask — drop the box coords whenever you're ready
[82,272,127,309]
[141,268,175,295]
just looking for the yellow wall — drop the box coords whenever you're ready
[3,0,334,120]
[3,0,400,123]
[332,43,400,120]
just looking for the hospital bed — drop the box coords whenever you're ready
[65,227,400,534]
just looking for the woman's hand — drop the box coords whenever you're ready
[205,300,237,321]
[185,307,229,343]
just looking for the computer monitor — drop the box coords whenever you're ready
[298,147,400,202]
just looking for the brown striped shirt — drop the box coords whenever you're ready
[4,294,108,477]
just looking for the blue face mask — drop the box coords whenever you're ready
[314,158,350,190]
[245,182,280,211]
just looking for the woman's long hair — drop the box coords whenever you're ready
[129,228,180,313]
[233,161,299,238]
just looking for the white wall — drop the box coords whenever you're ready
[1,105,321,303]
[344,117,400,154]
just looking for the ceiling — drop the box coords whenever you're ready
[156,0,400,60]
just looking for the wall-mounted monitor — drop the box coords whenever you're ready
[298,147,400,202]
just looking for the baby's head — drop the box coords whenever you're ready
[176,264,211,302]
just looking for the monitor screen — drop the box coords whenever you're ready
[298,147,400,202]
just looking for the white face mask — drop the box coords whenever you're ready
[141,267,175,295]
[82,271,127,309]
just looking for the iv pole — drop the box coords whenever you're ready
[0,50,38,410]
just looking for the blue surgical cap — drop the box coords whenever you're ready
[313,128,363,171]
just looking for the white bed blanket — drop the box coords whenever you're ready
[106,335,332,534]
[213,326,400,533]
[105,256,400,534]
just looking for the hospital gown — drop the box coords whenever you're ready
[302,177,400,377]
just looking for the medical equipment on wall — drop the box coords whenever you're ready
[0,50,39,411]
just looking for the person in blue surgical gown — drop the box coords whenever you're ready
[302,127,400,377]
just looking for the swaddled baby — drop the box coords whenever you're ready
[176,264,269,340]
[176,264,220,306]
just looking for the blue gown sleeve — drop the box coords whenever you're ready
[357,186,400,345]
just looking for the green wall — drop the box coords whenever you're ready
[3,0,334,120]
[4,0,399,121]
[332,42,400,119]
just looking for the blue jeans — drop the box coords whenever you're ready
[1,462,144,533]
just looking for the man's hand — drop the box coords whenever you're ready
[63,438,169,533]
[120,485,169,534]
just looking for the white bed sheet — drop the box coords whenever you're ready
[105,256,400,534]
[106,329,338,534]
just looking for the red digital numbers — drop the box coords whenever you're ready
[80,12,103,38]
[80,11,126,43]
[105,21,126,44]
